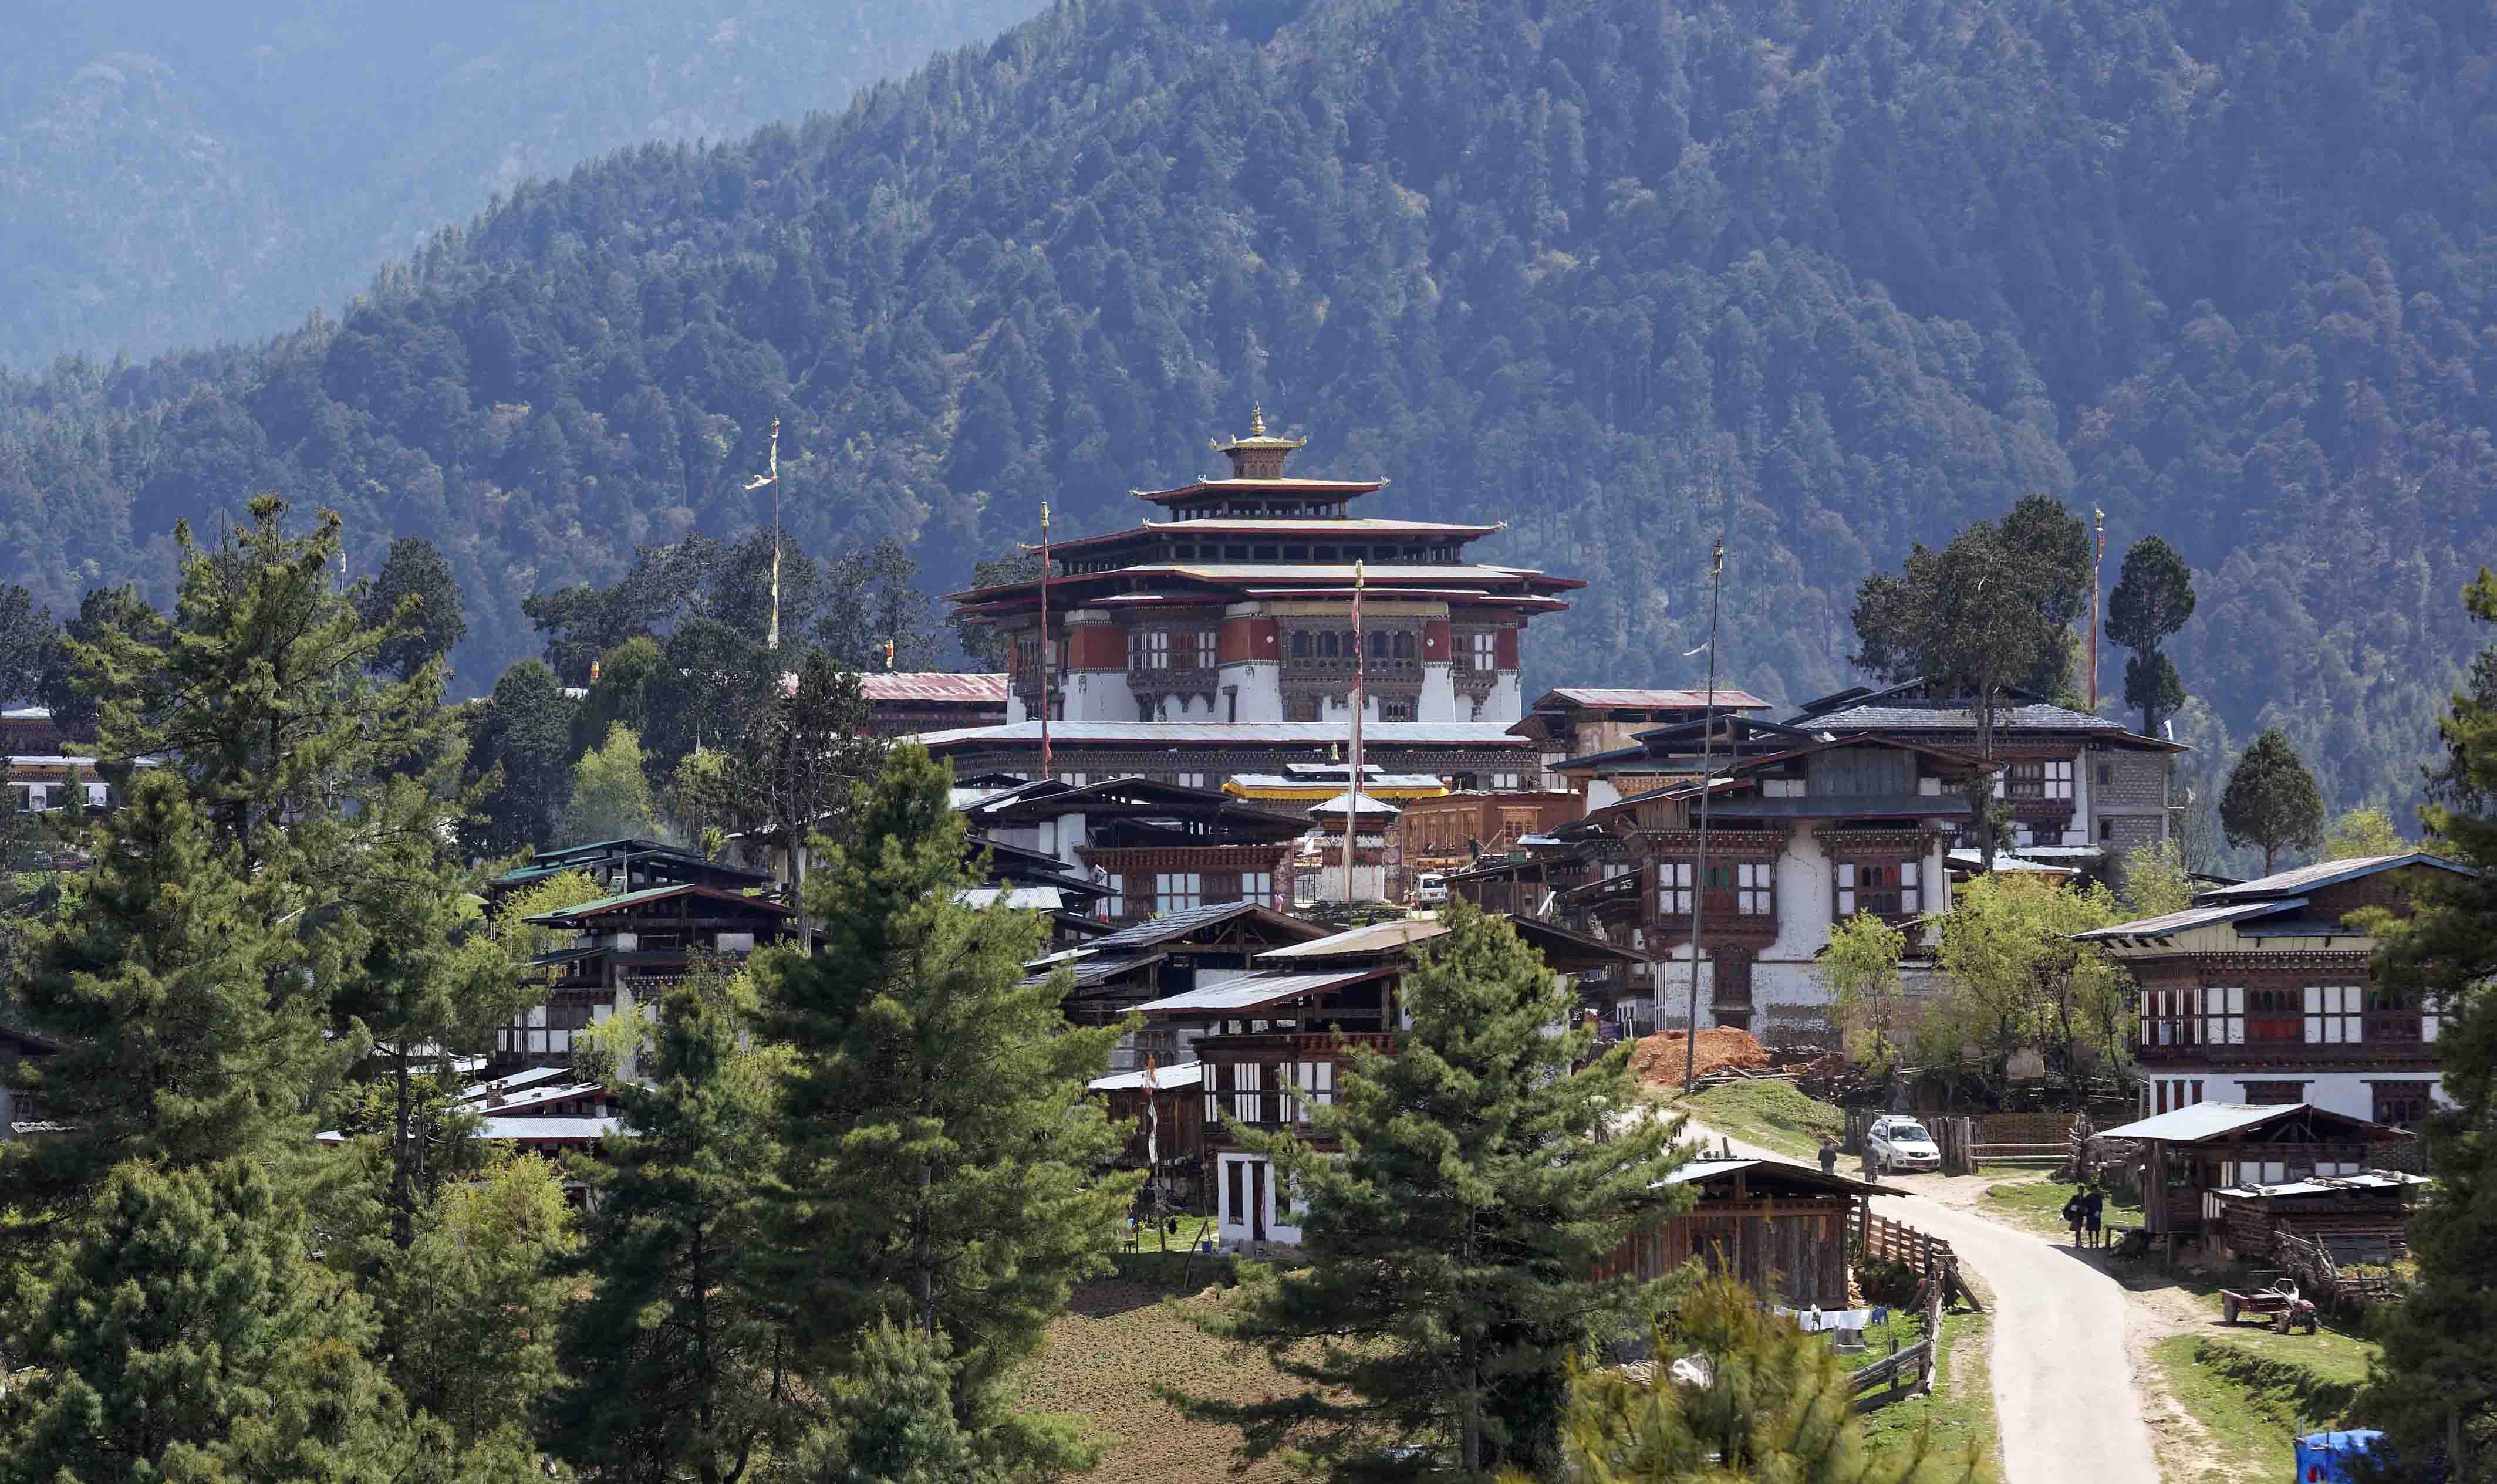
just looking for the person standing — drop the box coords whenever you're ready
[2061,1189,2086,1249]
[1818,1134,1840,1178]
[2083,1184,2107,1249]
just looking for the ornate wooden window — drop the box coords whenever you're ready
[1292,631,1312,658]
[1394,633,1415,660]
[2240,1080,2304,1106]
[1380,698,1415,722]
[1129,630,1171,670]
[2373,1083,2431,1130]
[1196,630,1219,668]
[2002,758,2075,800]
[2365,988,2426,1043]
[2246,987,2302,1043]
[2199,985,2245,1044]
[1468,631,1497,668]
[1287,695,1321,722]
[1836,861,1919,918]
[2303,985,2364,1044]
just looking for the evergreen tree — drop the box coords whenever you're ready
[2219,728,2326,875]
[1183,901,1690,1479]
[1541,1275,1992,1483]
[2,771,321,1222]
[2107,536,2196,736]
[792,1323,984,1484]
[568,722,662,843]
[466,658,579,857]
[0,1159,413,1484]
[35,585,150,742]
[546,966,797,1483]
[2354,572,2497,1475]
[757,743,1132,1477]
[358,535,471,682]
[0,584,57,708]
[732,650,884,941]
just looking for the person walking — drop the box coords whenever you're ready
[2083,1184,2107,1249]
[1818,1134,1840,1178]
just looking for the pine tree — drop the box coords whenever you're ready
[466,658,578,857]
[2354,572,2497,1475]
[545,966,797,1483]
[2106,536,2196,736]
[568,722,662,843]
[757,743,1133,1476]
[0,1159,414,1484]
[792,1323,986,1484]
[2219,727,2324,874]
[357,535,470,683]
[733,650,884,941]
[2,771,324,1222]
[1182,901,1692,1479]
[1539,1275,1992,1483]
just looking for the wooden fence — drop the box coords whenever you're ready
[1855,1209,1981,1311]
[1849,1276,1949,1411]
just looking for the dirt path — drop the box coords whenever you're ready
[1681,1121,2164,1484]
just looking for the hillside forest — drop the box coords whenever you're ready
[2,0,2494,833]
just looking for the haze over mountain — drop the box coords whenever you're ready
[2,0,2492,833]
[0,0,1048,366]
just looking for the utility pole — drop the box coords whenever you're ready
[1344,559,1364,901]
[2090,507,2105,712]
[1682,538,1726,1097]
[1038,501,1053,781]
[744,419,783,650]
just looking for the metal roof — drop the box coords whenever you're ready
[1084,900,1323,950]
[1089,1062,1207,1092]
[1308,790,1402,816]
[1260,919,1448,960]
[2074,899,2304,941]
[1946,850,2078,875]
[860,672,1009,703]
[2210,1171,2432,1199]
[476,1115,623,1142]
[1026,951,1165,991]
[1796,700,2177,748]
[912,721,1530,748]
[1536,687,1774,711]
[1658,1155,1892,1197]
[954,886,1071,911]
[1136,967,1382,1015]
[2199,852,2474,901]
[2092,1101,2401,1144]
[455,1066,572,1102]
[523,882,791,923]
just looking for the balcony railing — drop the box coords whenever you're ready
[2134,1037,2437,1067]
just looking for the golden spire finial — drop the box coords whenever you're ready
[1250,401,1267,437]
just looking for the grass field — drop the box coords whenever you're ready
[1856,1306,1997,1467]
[1978,1175,2142,1239]
[1020,1277,1297,1484]
[1659,1080,1847,1161]
[2148,1333,2371,1484]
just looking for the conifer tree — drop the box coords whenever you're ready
[1538,1275,1992,1483]
[0,1159,414,1484]
[3,771,322,1223]
[2107,535,2196,736]
[1183,901,1691,1479]
[357,534,470,684]
[545,966,797,1483]
[2354,572,2497,1474]
[757,743,1132,1476]
[2219,726,2324,874]
[568,722,662,843]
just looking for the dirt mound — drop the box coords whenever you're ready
[1629,1026,1769,1085]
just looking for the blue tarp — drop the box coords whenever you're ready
[2294,1431,2383,1484]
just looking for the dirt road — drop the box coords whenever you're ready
[1683,1123,2164,1484]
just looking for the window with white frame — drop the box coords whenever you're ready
[1195,630,1219,669]
[1733,861,1773,915]
[1492,771,1522,789]
[2304,985,2364,1044]
[1056,771,1088,786]
[2006,758,2076,800]
[1177,772,1207,790]
[1762,777,1807,797]
[1285,1060,1334,1123]
[1241,871,1275,908]
[2201,985,2246,1044]
[1656,861,1692,915]
[1102,878,1125,919]
[1836,861,1920,917]
[1229,1062,1262,1123]
[1129,630,1171,670]
[1156,873,1202,914]
[1467,631,1497,668]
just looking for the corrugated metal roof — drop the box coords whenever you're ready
[1085,900,1287,949]
[1800,700,2164,742]
[860,672,1009,703]
[456,1066,572,1102]
[1658,1156,1891,1196]
[954,886,1069,911]
[2095,1103,2307,1141]
[2200,853,2472,901]
[2211,1171,2431,1199]
[477,1115,623,1142]
[913,721,1529,748]
[1947,850,2078,875]
[523,881,791,922]
[1089,1062,1206,1091]
[1136,968,1380,1014]
[1541,687,1774,710]
[2074,899,2303,941]
[1260,919,1447,959]
[1308,790,1402,816]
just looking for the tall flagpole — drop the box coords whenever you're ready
[1344,559,1365,900]
[2090,507,2105,712]
[744,418,784,650]
[1682,538,1726,1096]
[1038,501,1053,781]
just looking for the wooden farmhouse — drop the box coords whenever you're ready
[2093,1101,2412,1249]
[960,775,1310,924]
[501,883,797,1070]
[1597,1155,1892,1310]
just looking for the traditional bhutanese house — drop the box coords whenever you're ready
[1303,790,1403,902]
[488,837,771,902]
[1038,900,1331,1061]
[960,775,1310,924]
[1511,687,1771,789]
[1223,761,1449,807]
[0,705,69,753]
[2078,852,2469,1127]
[1087,1062,1210,1198]
[2091,1102,2412,1248]
[1396,788,1585,872]
[959,833,1119,949]
[858,671,1010,736]
[467,1078,617,1120]
[5,755,114,815]
[931,408,1575,787]
[501,884,797,1069]
[1597,1155,1892,1309]
[2206,1170,2431,1270]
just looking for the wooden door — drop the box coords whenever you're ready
[1249,1161,1268,1242]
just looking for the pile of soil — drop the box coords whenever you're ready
[1629,1026,1769,1086]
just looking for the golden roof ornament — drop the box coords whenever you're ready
[1210,400,1307,479]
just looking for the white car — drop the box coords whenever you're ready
[1413,872,1448,905]
[1865,1116,1942,1174]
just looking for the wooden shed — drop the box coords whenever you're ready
[2095,1102,2411,1242]
[2210,1171,2429,1268]
[1597,1155,1890,1309]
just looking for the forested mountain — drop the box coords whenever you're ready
[2,0,2493,827]
[0,0,1047,366]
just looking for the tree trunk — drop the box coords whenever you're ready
[389,1031,416,1249]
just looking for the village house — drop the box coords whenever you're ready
[497,881,798,1070]
[2091,1101,2413,1260]
[2078,852,2465,1127]
[1035,898,1331,1064]
[858,671,1009,735]
[924,409,1573,788]
[1509,687,1771,789]
[957,774,1310,923]
[1595,1154,1893,1310]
